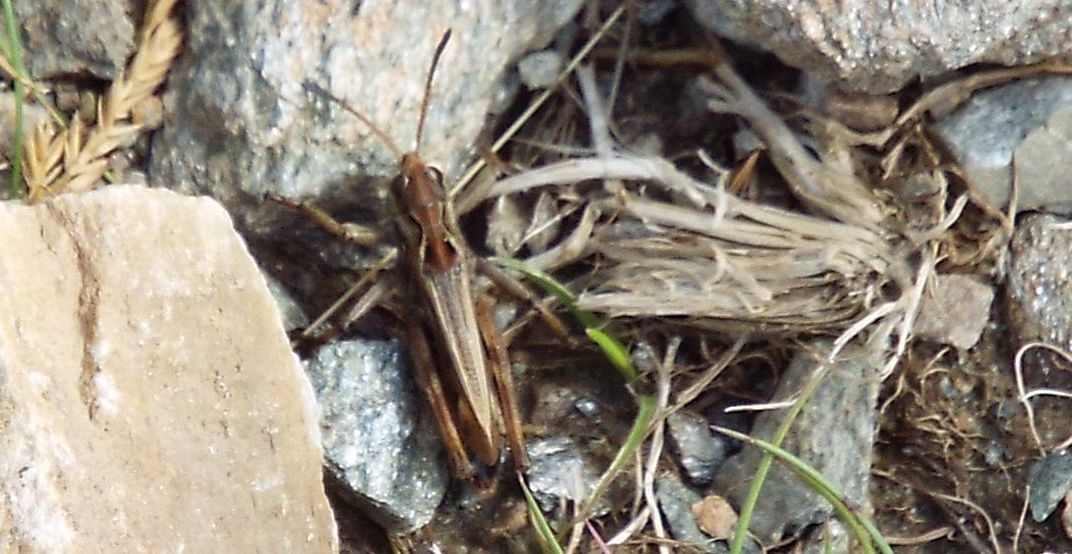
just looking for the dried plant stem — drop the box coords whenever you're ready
[452,4,626,200]
[24,0,182,202]
[701,44,885,229]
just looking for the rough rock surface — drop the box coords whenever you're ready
[0,186,337,553]
[933,77,1072,215]
[712,342,880,543]
[15,0,134,80]
[149,0,586,238]
[915,274,994,349]
[1007,213,1072,353]
[308,338,447,533]
[667,410,727,487]
[685,0,1072,94]
[1029,451,1072,523]
[526,436,609,516]
[656,472,725,554]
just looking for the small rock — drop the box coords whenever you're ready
[131,95,166,130]
[0,93,50,161]
[526,436,608,516]
[15,0,135,80]
[263,273,310,332]
[518,50,564,89]
[685,1,1072,94]
[692,494,738,541]
[712,340,881,543]
[1029,451,1072,523]
[821,89,900,133]
[801,519,851,554]
[1007,214,1072,353]
[667,410,727,486]
[915,274,994,349]
[0,186,337,552]
[1063,490,1072,538]
[657,472,725,553]
[933,77,1072,214]
[636,0,679,26]
[530,381,589,427]
[308,338,448,533]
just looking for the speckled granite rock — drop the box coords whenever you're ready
[685,0,1072,94]
[308,338,448,533]
[149,0,586,237]
[15,0,134,80]
[1007,213,1072,353]
[0,186,337,553]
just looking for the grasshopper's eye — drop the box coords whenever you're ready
[429,166,444,185]
[425,167,446,199]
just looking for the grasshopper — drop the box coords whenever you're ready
[288,31,528,479]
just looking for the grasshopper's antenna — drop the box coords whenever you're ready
[302,81,405,161]
[415,30,452,153]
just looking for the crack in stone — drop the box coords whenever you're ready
[45,203,103,422]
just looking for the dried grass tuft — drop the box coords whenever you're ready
[487,154,908,335]
[24,0,182,202]
[476,40,944,365]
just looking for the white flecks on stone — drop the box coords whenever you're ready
[518,50,564,89]
[1007,214,1072,354]
[92,371,120,415]
[308,338,448,533]
[89,338,110,364]
[26,371,54,395]
[685,1,1072,94]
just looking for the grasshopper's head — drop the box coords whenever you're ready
[396,153,446,218]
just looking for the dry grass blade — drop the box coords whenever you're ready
[24,121,62,194]
[701,44,886,230]
[25,0,182,201]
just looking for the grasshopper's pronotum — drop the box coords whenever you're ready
[278,31,530,480]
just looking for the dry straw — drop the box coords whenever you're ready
[479,45,933,374]
[24,0,182,202]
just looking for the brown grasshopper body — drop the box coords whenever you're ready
[299,32,527,479]
[394,151,508,470]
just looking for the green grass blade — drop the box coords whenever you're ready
[1,0,24,198]
[492,256,637,382]
[494,257,653,539]
[713,425,893,554]
[585,327,636,382]
[491,257,599,329]
[519,473,566,554]
[573,393,655,525]
[726,360,833,554]
[0,0,13,64]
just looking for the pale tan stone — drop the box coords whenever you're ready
[0,186,337,553]
[691,494,738,541]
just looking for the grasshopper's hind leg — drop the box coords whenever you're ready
[404,315,476,480]
[474,294,529,470]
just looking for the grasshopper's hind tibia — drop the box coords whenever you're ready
[474,294,529,469]
[404,314,476,480]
